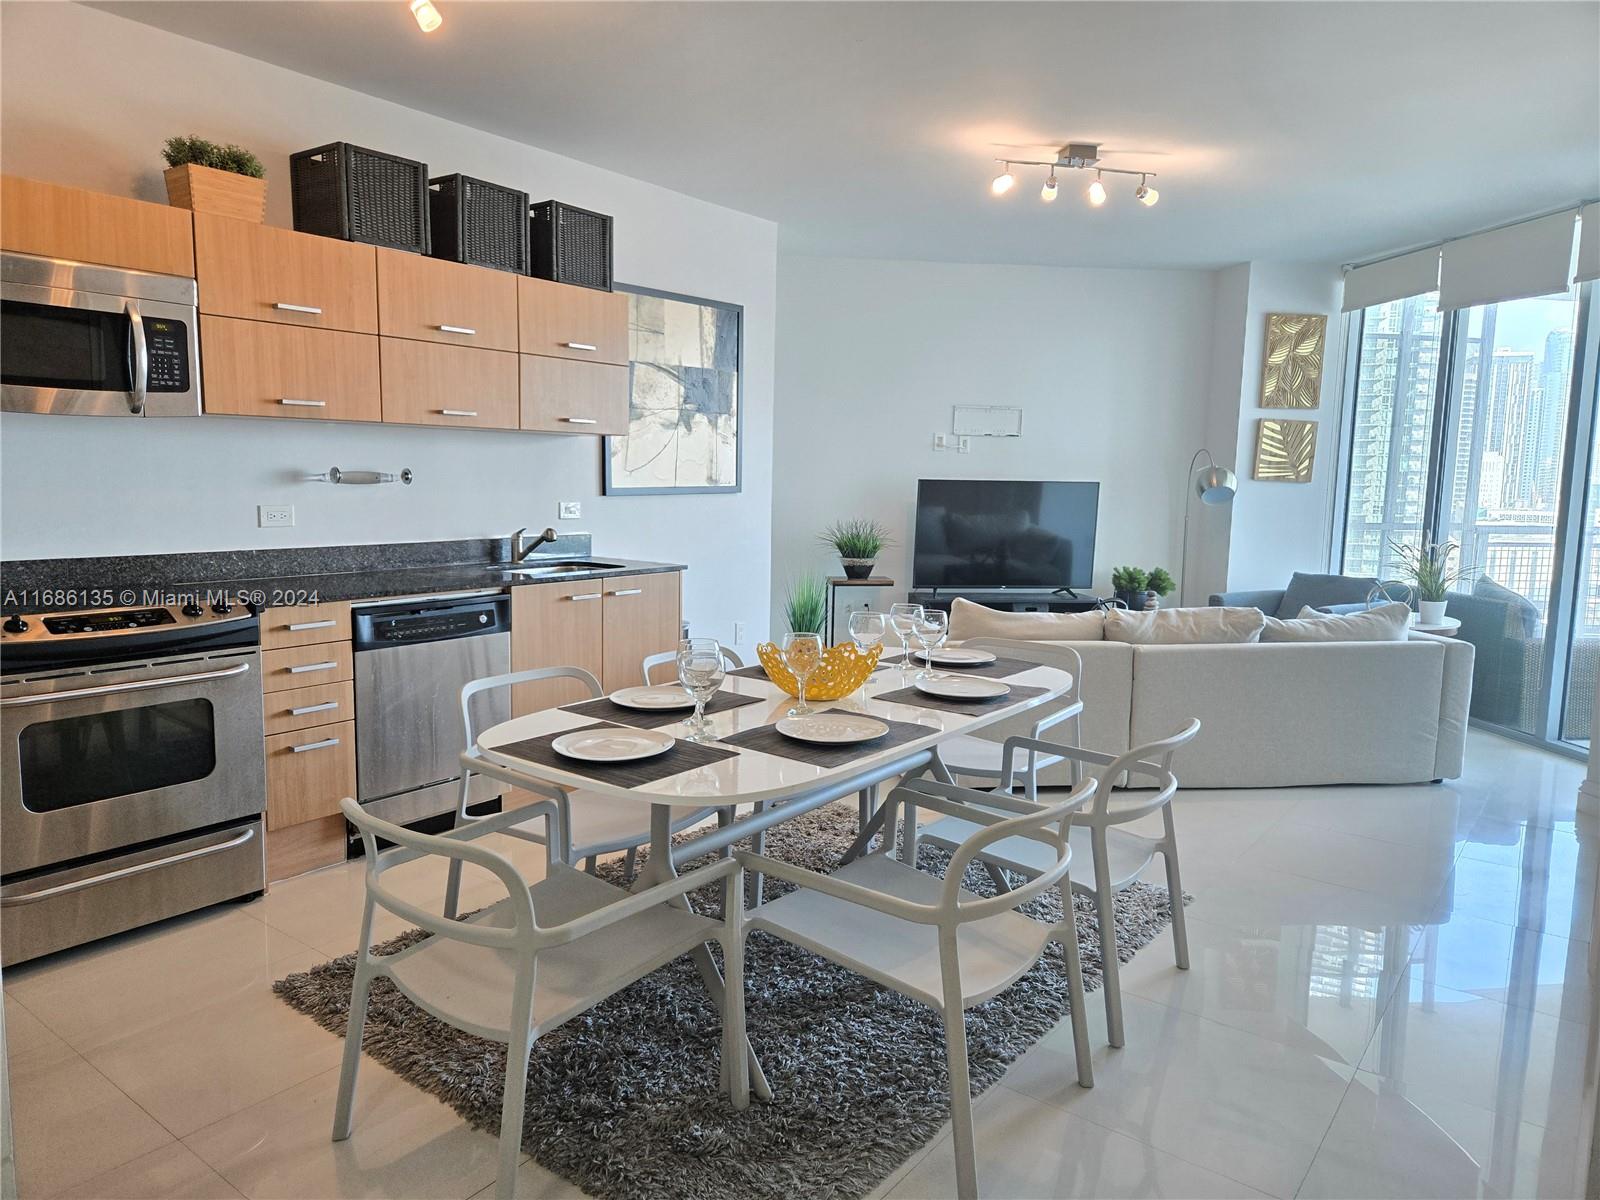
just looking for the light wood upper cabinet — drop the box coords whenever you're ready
[519,355,628,435]
[202,316,380,423]
[376,248,518,351]
[195,213,378,333]
[380,338,519,430]
[1,176,194,276]
[600,574,683,691]
[517,277,628,364]
[510,579,606,714]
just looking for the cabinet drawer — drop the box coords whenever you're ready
[260,602,352,651]
[265,720,355,829]
[517,276,627,364]
[376,248,518,350]
[379,338,519,430]
[201,317,381,423]
[263,681,355,736]
[1,176,194,276]
[519,355,628,435]
[263,642,353,692]
[195,213,377,332]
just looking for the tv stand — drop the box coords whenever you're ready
[910,587,1104,615]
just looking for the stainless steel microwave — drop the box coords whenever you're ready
[1,251,201,417]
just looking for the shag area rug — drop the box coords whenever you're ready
[275,802,1183,1200]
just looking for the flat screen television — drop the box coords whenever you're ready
[913,479,1100,591]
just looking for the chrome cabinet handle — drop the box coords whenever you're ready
[563,341,597,351]
[274,302,323,315]
[0,826,256,907]
[568,592,602,601]
[286,619,337,631]
[288,700,340,716]
[279,398,327,408]
[437,324,476,335]
[439,409,479,418]
[560,417,598,425]
[0,660,249,708]
[126,300,148,415]
[608,588,643,596]
[287,660,338,674]
[290,736,341,754]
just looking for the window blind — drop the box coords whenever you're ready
[1575,202,1600,285]
[1437,211,1578,311]
[1340,246,1440,312]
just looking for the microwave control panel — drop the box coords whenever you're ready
[142,317,191,393]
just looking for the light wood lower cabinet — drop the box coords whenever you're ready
[262,641,354,692]
[519,355,628,434]
[260,601,352,651]
[379,338,519,430]
[263,680,355,737]
[202,317,381,423]
[265,719,355,830]
[600,574,683,691]
[266,815,347,884]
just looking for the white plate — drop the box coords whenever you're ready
[775,714,890,745]
[914,675,1011,700]
[551,727,675,762]
[914,647,998,666]
[609,685,696,710]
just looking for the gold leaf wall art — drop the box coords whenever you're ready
[1260,313,1327,409]
[1254,418,1317,482]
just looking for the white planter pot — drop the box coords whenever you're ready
[1418,599,1448,625]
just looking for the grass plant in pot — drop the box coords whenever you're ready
[1111,566,1177,611]
[820,519,892,580]
[162,136,266,223]
[784,575,828,636]
[1390,539,1471,625]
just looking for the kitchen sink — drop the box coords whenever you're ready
[490,560,625,577]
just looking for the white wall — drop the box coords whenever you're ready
[0,2,777,651]
[771,255,1218,631]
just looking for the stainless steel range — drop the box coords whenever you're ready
[0,600,266,964]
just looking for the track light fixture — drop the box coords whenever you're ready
[410,0,442,32]
[988,143,1162,209]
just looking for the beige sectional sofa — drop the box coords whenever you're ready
[949,600,1474,788]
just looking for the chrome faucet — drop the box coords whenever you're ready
[510,527,559,562]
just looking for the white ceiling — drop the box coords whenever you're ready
[94,0,1599,269]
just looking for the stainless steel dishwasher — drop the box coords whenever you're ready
[352,592,512,838]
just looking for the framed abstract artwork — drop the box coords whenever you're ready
[1260,312,1327,409]
[1254,418,1317,482]
[603,284,742,495]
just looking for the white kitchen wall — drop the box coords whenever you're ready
[770,255,1218,633]
[0,2,776,651]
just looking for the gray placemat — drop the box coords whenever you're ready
[717,714,938,768]
[728,663,773,680]
[490,722,737,787]
[559,689,763,730]
[874,682,1048,715]
[889,653,1043,679]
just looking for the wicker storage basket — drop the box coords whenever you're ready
[428,174,528,274]
[290,142,430,254]
[528,200,613,291]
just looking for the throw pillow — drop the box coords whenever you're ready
[947,597,1105,642]
[1262,601,1412,642]
[1473,574,1541,639]
[1276,572,1380,619]
[1104,605,1265,645]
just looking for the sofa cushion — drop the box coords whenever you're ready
[1104,605,1265,645]
[1277,572,1379,619]
[1473,574,1542,639]
[947,597,1105,642]
[1262,601,1411,642]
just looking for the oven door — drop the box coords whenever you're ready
[0,650,265,875]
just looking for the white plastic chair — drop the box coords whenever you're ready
[444,666,715,919]
[933,639,1085,787]
[640,643,744,685]
[919,719,1201,1048]
[740,766,1099,1200]
[334,798,748,1200]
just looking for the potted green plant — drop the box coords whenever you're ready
[784,575,828,636]
[819,519,892,580]
[1390,539,1471,625]
[1146,567,1177,608]
[161,136,267,223]
[1111,566,1151,610]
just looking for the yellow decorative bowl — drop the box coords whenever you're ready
[754,641,881,700]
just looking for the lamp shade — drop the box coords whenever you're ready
[1196,465,1237,505]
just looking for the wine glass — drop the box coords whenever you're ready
[676,638,725,742]
[782,632,824,715]
[913,609,949,677]
[888,602,924,670]
[848,610,886,657]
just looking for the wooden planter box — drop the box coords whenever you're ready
[164,164,266,224]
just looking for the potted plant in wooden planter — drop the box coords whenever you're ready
[820,519,892,580]
[162,136,266,223]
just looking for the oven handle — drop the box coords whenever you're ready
[0,825,257,908]
[0,659,251,708]
[127,299,148,416]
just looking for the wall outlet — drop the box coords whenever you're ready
[257,504,294,528]
[559,500,582,519]
[957,436,972,453]
[733,621,747,645]
[933,433,951,451]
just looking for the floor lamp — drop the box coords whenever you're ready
[1180,449,1238,606]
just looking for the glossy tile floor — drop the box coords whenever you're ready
[4,729,1595,1199]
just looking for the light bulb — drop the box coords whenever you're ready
[1136,182,1159,207]
[1041,173,1058,202]
[1086,176,1107,207]
[410,0,442,32]
[991,169,1015,196]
